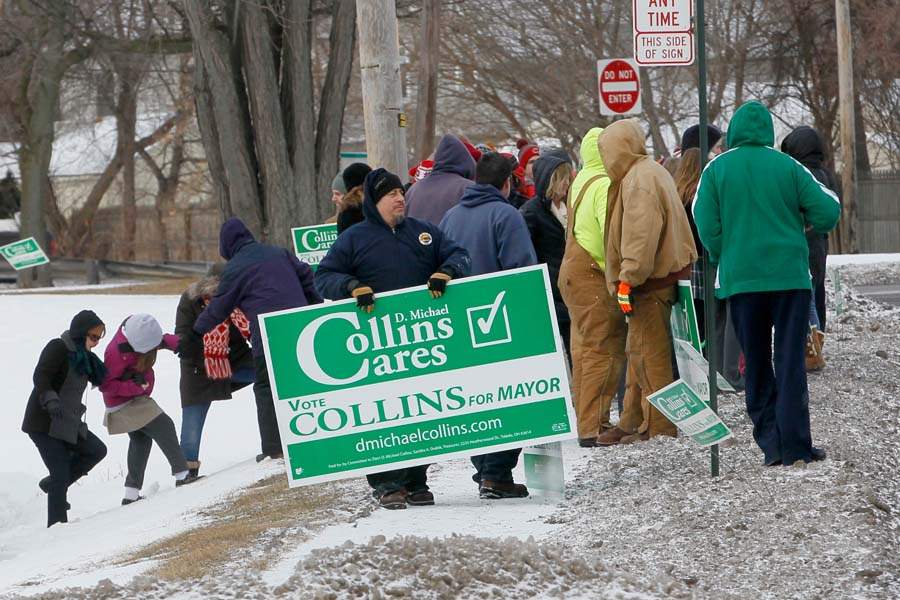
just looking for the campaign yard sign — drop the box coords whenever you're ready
[671,280,701,353]
[291,224,338,271]
[0,237,49,270]
[259,264,576,487]
[647,380,733,447]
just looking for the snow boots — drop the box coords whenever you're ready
[805,326,826,371]
[378,490,408,510]
[479,481,529,500]
[256,452,284,463]
[186,460,200,478]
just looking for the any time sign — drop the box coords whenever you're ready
[633,0,695,66]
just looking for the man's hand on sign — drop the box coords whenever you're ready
[427,272,452,299]
[351,285,375,313]
[616,281,634,315]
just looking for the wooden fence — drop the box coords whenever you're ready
[858,171,900,253]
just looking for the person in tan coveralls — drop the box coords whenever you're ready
[558,127,624,447]
[596,119,698,444]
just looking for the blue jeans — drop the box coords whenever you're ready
[180,402,211,462]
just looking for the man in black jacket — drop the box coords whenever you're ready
[520,150,573,363]
[316,168,471,510]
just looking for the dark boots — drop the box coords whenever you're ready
[479,480,529,499]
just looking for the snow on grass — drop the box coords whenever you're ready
[2,266,900,599]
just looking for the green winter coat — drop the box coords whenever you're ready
[692,101,841,298]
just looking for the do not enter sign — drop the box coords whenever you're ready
[597,58,641,116]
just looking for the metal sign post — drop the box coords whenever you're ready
[695,0,719,477]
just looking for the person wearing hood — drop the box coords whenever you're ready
[101,314,202,505]
[520,149,573,363]
[405,134,476,225]
[175,265,254,477]
[599,119,698,444]
[693,101,840,466]
[23,311,109,527]
[315,168,471,510]
[439,153,536,500]
[558,127,626,447]
[193,217,322,462]
[781,125,838,369]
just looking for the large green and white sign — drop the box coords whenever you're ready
[0,237,49,270]
[647,380,733,447]
[291,224,338,271]
[259,265,576,487]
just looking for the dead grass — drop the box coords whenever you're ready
[120,475,342,581]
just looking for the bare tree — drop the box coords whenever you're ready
[184,0,357,248]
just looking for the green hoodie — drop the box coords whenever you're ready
[693,101,841,298]
[569,127,612,268]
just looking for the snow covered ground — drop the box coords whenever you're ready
[1,262,899,599]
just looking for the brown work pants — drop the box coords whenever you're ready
[618,287,679,437]
[559,242,625,439]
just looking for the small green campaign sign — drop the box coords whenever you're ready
[523,441,565,495]
[0,237,49,271]
[258,264,576,487]
[291,224,338,271]
[647,379,733,447]
[671,280,701,353]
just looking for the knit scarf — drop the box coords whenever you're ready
[203,308,251,380]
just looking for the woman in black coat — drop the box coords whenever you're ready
[520,150,573,363]
[175,266,254,476]
[22,310,109,527]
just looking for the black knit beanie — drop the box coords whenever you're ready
[69,310,105,340]
[365,168,404,205]
[342,162,372,191]
[681,124,722,151]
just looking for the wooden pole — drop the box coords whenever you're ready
[413,0,440,161]
[356,0,408,178]
[835,0,858,253]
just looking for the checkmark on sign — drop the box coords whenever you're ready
[467,291,512,348]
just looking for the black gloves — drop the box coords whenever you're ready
[127,371,147,385]
[427,272,452,298]
[177,330,203,359]
[45,398,62,419]
[351,285,375,313]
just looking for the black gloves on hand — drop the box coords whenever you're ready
[45,398,62,419]
[352,285,375,313]
[177,330,202,359]
[427,272,452,299]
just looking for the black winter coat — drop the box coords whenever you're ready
[176,291,254,407]
[22,333,90,444]
[521,150,571,327]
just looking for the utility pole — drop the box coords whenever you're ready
[413,0,440,161]
[356,0,408,178]
[835,0,858,253]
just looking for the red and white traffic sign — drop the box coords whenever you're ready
[597,58,641,116]
[633,0,695,66]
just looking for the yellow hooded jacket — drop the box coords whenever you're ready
[569,127,612,269]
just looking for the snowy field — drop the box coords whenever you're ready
[1,259,899,599]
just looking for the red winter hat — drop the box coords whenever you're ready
[463,141,482,163]
[518,145,539,171]
[409,159,434,183]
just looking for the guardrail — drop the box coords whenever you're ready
[0,258,212,284]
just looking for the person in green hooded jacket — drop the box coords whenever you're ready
[692,101,840,467]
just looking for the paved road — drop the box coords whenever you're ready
[856,284,900,307]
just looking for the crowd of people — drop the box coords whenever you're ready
[22,101,841,525]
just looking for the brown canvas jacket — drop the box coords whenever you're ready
[599,119,698,295]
